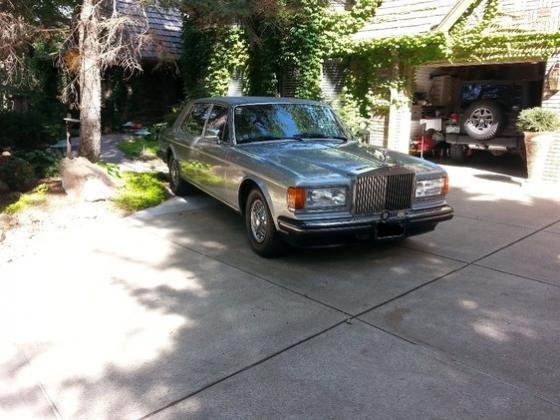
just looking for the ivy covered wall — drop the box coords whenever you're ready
[180,0,560,134]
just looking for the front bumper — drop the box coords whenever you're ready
[277,205,453,240]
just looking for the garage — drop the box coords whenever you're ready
[410,61,551,175]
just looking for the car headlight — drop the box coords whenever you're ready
[415,176,449,198]
[288,186,347,211]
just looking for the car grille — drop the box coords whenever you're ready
[354,171,415,215]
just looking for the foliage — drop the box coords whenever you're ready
[182,23,248,98]
[0,156,35,191]
[516,107,560,133]
[0,110,61,149]
[280,1,328,99]
[14,149,61,178]
[97,161,122,178]
[113,171,168,212]
[336,0,560,121]
[180,0,380,100]
[2,184,48,215]
[117,136,159,159]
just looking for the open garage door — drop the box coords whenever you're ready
[411,62,546,177]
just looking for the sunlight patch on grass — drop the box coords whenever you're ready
[117,136,158,159]
[113,172,168,212]
[2,184,49,214]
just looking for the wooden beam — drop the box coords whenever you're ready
[436,0,478,33]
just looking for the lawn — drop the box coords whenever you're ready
[117,136,159,159]
[113,171,168,212]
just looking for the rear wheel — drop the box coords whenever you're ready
[245,189,285,257]
[463,100,503,141]
[168,155,193,196]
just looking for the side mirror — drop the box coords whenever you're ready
[205,128,221,142]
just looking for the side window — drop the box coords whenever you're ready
[204,105,229,142]
[181,103,210,136]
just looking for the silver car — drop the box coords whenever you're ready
[159,97,453,257]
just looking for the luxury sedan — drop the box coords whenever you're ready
[158,97,453,257]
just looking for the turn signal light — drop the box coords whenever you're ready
[442,176,450,196]
[287,187,305,210]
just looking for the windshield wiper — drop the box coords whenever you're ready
[293,133,348,141]
[239,135,303,144]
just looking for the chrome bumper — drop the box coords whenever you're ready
[277,205,453,237]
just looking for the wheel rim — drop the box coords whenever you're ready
[250,199,268,243]
[467,107,494,132]
[170,159,180,188]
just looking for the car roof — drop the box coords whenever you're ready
[192,96,326,107]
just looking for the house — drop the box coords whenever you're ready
[103,0,184,126]
[320,0,560,159]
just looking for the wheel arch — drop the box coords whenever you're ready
[238,177,279,229]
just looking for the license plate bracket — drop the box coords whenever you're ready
[376,223,405,239]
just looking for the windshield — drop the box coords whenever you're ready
[233,103,349,144]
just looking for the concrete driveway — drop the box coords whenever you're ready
[2,164,559,419]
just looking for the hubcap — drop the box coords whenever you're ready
[250,199,268,243]
[467,107,494,132]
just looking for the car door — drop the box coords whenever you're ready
[173,102,211,188]
[194,104,231,200]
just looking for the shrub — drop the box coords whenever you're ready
[0,111,59,149]
[113,171,167,212]
[14,149,61,178]
[0,156,35,191]
[516,107,560,133]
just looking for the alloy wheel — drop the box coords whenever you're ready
[250,198,268,243]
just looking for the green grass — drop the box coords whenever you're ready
[113,171,168,212]
[97,161,122,179]
[2,184,49,214]
[117,136,159,158]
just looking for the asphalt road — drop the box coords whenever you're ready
[2,164,559,419]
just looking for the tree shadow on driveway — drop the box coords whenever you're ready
[2,173,560,419]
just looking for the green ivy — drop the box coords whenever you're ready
[181,23,248,98]
[181,0,560,127]
[181,0,380,100]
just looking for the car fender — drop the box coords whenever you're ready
[239,175,280,229]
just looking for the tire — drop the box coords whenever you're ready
[244,189,285,258]
[450,144,467,163]
[168,155,193,196]
[463,100,503,141]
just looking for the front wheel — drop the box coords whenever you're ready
[245,189,285,257]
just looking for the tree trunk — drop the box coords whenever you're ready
[78,0,102,162]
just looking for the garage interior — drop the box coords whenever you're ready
[411,61,548,176]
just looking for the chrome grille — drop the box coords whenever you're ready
[354,171,415,215]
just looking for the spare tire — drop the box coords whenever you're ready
[463,100,503,141]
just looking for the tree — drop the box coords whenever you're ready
[1,0,151,162]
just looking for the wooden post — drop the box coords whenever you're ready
[63,116,80,158]
[66,114,72,158]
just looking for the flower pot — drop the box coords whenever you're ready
[523,131,554,181]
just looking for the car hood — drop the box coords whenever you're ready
[237,140,443,181]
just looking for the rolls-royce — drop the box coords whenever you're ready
[158,97,453,257]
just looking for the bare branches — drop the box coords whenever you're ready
[97,3,150,74]
[0,12,37,85]
[58,0,153,105]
